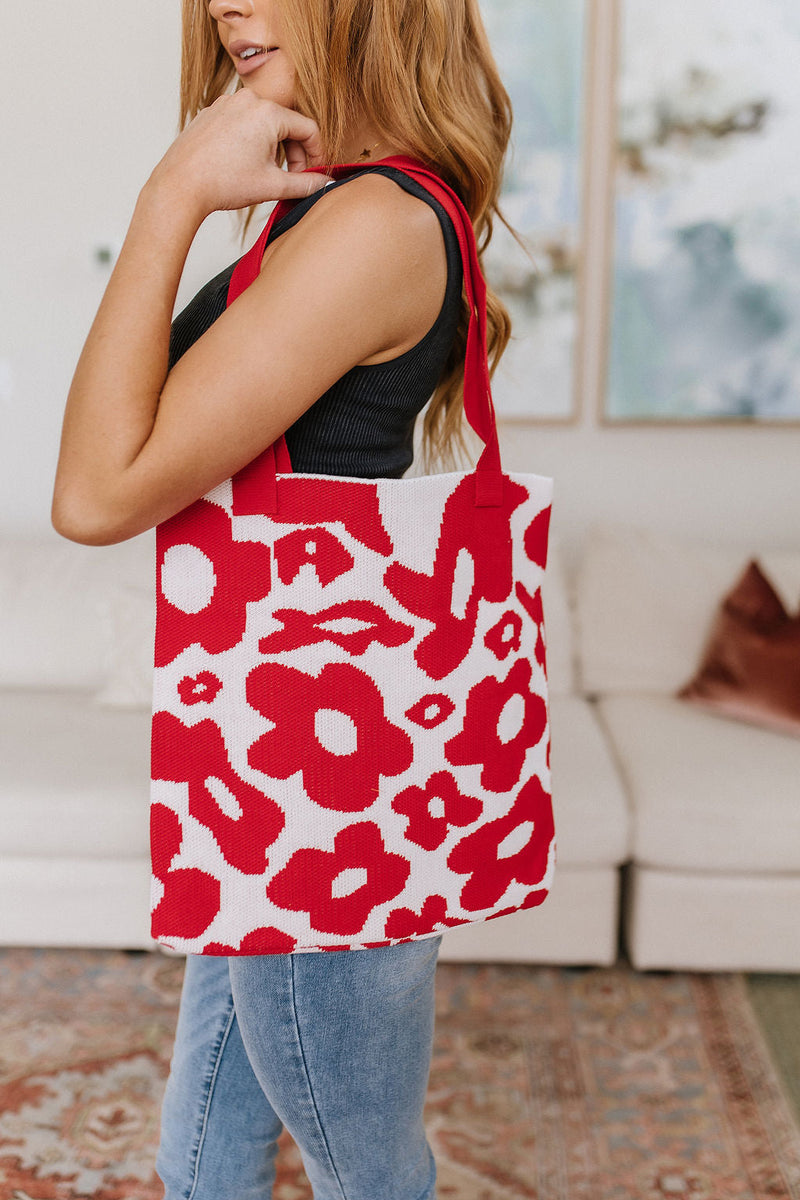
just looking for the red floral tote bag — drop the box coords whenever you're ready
[150,157,556,955]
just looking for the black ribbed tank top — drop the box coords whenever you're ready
[168,164,464,479]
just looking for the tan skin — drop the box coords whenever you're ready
[52,0,448,546]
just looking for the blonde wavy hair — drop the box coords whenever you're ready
[180,0,513,471]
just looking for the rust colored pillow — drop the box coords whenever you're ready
[677,559,800,737]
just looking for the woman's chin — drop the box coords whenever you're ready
[239,74,297,110]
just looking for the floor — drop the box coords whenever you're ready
[0,948,799,1198]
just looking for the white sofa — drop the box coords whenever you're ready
[0,535,155,952]
[1,523,797,971]
[574,525,800,973]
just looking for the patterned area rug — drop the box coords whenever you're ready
[0,949,798,1200]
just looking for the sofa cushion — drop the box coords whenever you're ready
[0,532,154,692]
[94,583,155,709]
[548,695,630,866]
[596,693,800,873]
[575,522,800,695]
[0,857,153,949]
[0,691,151,859]
[624,866,800,973]
[677,560,800,737]
[0,538,107,690]
[540,534,575,698]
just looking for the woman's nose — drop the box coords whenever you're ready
[208,0,254,19]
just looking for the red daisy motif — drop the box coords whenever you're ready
[150,803,221,939]
[447,774,554,911]
[246,661,414,811]
[267,822,410,935]
[178,671,223,706]
[405,694,456,729]
[384,474,529,681]
[259,599,414,656]
[516,581,547,671]
[151,711,284,875]
[524,505,551,570]
[155,499,271,667]
[203,927,297,955]
[484,610,523,661]
[273,526,354,587]
[384,895,465,939]
[445,658,547,792]
[392,771,483,851]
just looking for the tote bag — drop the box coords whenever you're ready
[150,157,555,955]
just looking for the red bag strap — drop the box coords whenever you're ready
[227,156,503,513]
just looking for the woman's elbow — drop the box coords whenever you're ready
[51,489,134,546]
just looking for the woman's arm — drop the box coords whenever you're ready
[51,91,446,545]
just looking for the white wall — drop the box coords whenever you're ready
[500,0,800,575]
[3,0,798,573]
[1,1,244,531]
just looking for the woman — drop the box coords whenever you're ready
[53,0,513,1195]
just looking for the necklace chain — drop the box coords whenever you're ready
[358,139,387,161]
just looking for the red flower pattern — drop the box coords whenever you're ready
[259,599,413,656]
[151,188,557,953]
[516,582,547,671]
[524,506,551,570]
[273,527,354,587]
[178,672,223,706]
[246,661,413,811]
[203,927,297,955]
[404,694,456,729]
[484,610,523,661]
[445,658,547,792]
[447,774,554,911]
[392,771,483,851]
[253,475,394,556]
[486,889,550,923]
[384,895,465,939]
[155,500,271,667]
[151,711,284,875]
[267,823,410,935]
[150,803,221,939]
[384,474,529,680]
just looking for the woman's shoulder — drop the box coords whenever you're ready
[253,166,451,369]
[265,168,447,271]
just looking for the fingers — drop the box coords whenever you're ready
[272,107,327,167]
[283,137,310,175]
[188,91,331,208]
[259,101,331,196]
[275,166,332,199]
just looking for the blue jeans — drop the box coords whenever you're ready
[156,935,442,1200]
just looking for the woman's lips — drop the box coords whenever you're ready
[232,46,278,77]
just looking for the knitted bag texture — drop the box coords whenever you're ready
[150,159,556,955]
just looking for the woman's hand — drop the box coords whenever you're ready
[147,89,330,219]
